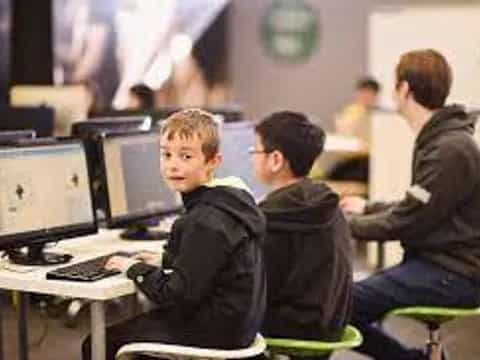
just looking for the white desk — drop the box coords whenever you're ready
[324,133,367,154]
[0,229,165,360]
[312,133,368,176]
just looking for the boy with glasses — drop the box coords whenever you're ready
[252,111,353,359]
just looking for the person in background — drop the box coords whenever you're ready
[326,77,381,187]
[127,83,155,110]
[341,49,480,360]
[335,77,381,145]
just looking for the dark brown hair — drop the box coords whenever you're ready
[396,49,452,110]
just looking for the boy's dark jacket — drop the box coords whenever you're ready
[260,179,353,341]
[351,105,480,281]
[127,185,266,348]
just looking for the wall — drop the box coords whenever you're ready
[229,0,370,128]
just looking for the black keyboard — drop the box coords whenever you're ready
[46,251,133,282]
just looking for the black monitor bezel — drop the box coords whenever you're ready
[90,107,244,128]
[0,105,55,137]
[70,115,152,138]
[99,131,182,229]
[0,129,36,145]
[0,139,98,250]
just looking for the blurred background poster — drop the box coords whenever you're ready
[53,0,230,111]
[0,0,10,104]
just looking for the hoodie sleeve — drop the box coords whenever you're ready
[350,142,478,242]
[127,218,230,312]
[364,201,398,214]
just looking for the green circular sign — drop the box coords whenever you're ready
[261,0,318,63]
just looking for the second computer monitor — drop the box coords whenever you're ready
[100,131,182,235]
[216,121,270,201]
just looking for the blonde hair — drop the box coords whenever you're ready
[161,109,220,160]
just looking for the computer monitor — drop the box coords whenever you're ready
[71,116,152,215]
[90,108,174,125]
[71,116,151,137]
[0,106,54,137]
[0,129,36,144]
[99,131,182,240]
[9,85,91,136]
[0,139,97,265]
[216,121,270,201]
[91,105,243,129]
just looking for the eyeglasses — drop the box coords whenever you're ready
[247,146,273,155]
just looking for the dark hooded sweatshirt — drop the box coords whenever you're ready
[260,179,353,341]
[126,185,266,349]
[351,105,480,282]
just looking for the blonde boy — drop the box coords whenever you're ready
[83,109,266,360]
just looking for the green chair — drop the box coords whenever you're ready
[266,325,363,358]
[388,306,480,360]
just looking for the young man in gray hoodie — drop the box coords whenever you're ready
[342,49,480,360]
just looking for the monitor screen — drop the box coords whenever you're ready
[216,121,270,201]
[101,132,182,227]
[0,106,54,137]
[0,141,96,251]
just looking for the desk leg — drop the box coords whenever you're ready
[18,293,29,360]
[90,301,106,360]
[377,242,386,270]
[0,293,4,360]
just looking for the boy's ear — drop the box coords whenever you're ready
[398,80,410,98]
[214,152,223,167]
[208,152,223,169]
[270,150,285,173]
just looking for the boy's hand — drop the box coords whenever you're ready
[104,256,140,273]
[133,251,163,266]
[340,196,367,215]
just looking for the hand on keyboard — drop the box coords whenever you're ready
[132,251,162,266]
[104,256,140,273]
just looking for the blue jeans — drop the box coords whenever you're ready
[352,256,480,360]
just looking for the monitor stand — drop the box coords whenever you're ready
[6,244,72,266]
[120,224,169,241]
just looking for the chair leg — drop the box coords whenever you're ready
[426,327,442,360]
[441,346,450,360]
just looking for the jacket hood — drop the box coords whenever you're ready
[182,181,266,243]
[260,179,340,233]
[416,105,475,149]
[205,176,253,195]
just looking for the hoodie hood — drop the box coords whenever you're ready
[416,104,475,149]
[260,179,340,233]
[205,176,253,195]
[182,180,265,242]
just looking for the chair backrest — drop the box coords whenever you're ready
[116,333,266,360]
